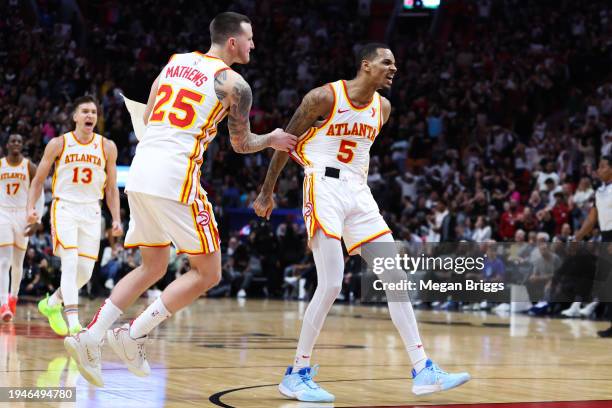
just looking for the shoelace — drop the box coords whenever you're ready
[137,341,147,361]
[298,365,320,389]
[429,363,448,382]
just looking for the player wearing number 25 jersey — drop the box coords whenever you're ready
[66,12,296,388]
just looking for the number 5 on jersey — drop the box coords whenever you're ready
[150,84,205,129]
[337,140,357,164]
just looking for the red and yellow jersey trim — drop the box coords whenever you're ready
[71,131,96,146]
[124,242,172,249]
[347,229,392,254]
[292,84,338,167]
[178,101,223,204]
[303,174,341,241]
[78,252,99,260]
[51,135,67,197]
[341,80,375,111]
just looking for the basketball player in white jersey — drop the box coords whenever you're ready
[64,12,296,387]
[254,43,470,402]
[575,155,612,338]
[0,134,44,322]
[26,95,123,336]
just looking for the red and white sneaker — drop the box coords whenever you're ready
[107,324,150,377]
[64,330,104,387]
[8,295,17,315]
[1,304,13,322]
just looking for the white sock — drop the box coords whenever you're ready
[10,248,26,297]
[65,307,80,329]
[389,302,428,373]
[129,297,171,338]
[87,299,123,342]
[361,233,428,374]
[292,233,344,373]
[60,250,79,305]
[0,246,11,305]
[48,291,62,307]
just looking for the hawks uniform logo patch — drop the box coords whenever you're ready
[303,202,313,217]
[197,210,211,227]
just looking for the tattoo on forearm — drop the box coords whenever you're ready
[262,152,290,193]
[285,86,329,136]
[228,79,270,153]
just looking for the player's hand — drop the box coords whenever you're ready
[253,192,275,220]
[269,128,297,152]
[26,209,37,225]
[24,222,41,237]
[111,220,124,237]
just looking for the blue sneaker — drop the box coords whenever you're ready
[278,365,335,402]
[412,359,470,395]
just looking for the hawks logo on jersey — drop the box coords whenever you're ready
[290,80,383,175]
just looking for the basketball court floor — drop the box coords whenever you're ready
[1,298,611,407]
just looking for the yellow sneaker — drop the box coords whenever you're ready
[38,294,68,336]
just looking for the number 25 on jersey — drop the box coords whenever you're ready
[150,84,205,129]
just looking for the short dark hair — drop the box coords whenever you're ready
[602,155,612,165]
[355,42,390,69]
[210,12,251,45]
[72,95,99,113]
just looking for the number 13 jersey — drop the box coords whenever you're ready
[127,52,230,204]
[52,132,107,203]
[290,80,383,177]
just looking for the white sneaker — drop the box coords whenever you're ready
[64,329,104,387]
[579,301,599,317]
[561,302,581,318]
[106,324,150,377]
[237,289,246,298]
[492,303,510,313]
[104,278,115,290]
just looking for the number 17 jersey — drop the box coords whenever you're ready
[126,52,230,204]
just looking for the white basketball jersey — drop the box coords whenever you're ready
[127,52,230,204]
[290,80,383,177]
[596,183,612,231]
[52,132,107,203]
[0,157,30,208]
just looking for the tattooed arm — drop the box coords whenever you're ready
[253,85,335,219]
[215,69,296,153]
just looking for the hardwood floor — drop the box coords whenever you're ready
[1,298,611,407]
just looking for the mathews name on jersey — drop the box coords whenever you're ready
[126,52,229,204]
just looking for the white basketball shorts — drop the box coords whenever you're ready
[302,168,391,255]
[51,199,102,260]
[0,207,28,250]
[125,191,220,255]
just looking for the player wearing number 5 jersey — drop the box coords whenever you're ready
[27,95,123,337]
[65,12,296,388]
[254,44,470,402]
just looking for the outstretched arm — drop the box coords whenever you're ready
[215,70,297,153]
[253,85,334,219]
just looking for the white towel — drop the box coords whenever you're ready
[121,93,146,141]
